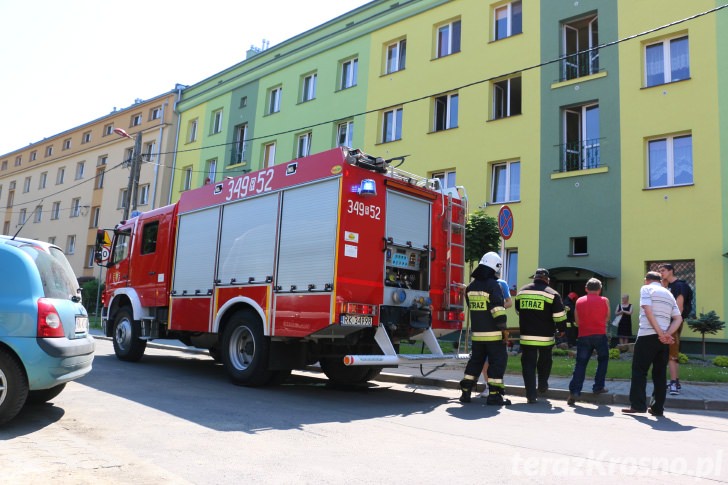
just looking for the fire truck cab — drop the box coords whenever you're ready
[97,148,468,386]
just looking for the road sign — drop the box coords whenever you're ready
[100,245,111,262]
[498,205,514,240]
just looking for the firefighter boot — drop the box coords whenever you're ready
[486,388,512,406]
[459,379,474,403]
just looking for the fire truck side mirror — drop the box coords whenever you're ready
[94,229,110,266]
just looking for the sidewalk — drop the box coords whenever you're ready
[91,331,728,412]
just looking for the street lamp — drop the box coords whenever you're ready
[114,127,143,220]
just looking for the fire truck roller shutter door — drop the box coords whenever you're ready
[173,206,221,295]
[386,191,430,249]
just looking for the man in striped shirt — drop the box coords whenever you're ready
[622,271,682,417]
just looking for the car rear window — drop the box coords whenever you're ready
[19,244,80,300]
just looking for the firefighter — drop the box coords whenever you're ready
[459,252,511,406]
[515,268,567,403]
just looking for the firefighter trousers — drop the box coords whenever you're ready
[463,340,508,390]
[520,344,554,400]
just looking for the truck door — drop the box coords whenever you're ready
[131,216,171,308]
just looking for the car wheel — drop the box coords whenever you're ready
[0,350,29,425]
[220,310,272,386]
[26,383,66,405]
[112,307,147,362]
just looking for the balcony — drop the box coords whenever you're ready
[229,146,247,166]
[561,49,600,82]
[559,138,601,172]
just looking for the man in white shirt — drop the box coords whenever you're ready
[622,271,682,417]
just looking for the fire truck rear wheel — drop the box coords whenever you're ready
[320,357,382,386]
[112,307,147,362]
[221,310,273,386]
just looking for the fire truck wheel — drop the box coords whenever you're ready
[320,357,383,386]
[221,310,273,386]
[112,307,147,362]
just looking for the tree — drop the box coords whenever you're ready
[464,210,501,273]
[686,311,725,361]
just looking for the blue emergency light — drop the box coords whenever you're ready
[358,179,377,196]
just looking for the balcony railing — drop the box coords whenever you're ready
[229,146,247,166]
[559,138,601,172]
[561,49,600,82]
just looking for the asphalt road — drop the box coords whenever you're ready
[1,339,726,484]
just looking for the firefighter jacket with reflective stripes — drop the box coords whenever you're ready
[466,276,507,342]
[515,280,567,346]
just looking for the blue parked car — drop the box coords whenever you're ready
[0,235,95,425]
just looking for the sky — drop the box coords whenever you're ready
[0,0,372,156]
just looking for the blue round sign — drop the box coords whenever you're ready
[498,205,514,240]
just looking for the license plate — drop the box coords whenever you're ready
[75,316,89,333]
[340,315,373,326]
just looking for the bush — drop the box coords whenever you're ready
[713,356,728,368]
[80,278,104,315]
[552,348,568,357]
[609,348,620,360]
[678,352,689,364]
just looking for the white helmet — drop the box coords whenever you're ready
[479,252,502,272]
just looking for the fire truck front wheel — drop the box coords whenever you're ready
[112,307,147,362]
[221,310,273,386]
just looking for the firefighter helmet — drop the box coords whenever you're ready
[479,252,502,272]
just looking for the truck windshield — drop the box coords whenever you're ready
[19,245,80,300]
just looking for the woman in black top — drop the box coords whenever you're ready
[616,294,633,345]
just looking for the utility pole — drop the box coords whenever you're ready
[114,128,143,220]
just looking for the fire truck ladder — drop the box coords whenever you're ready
[443,188,467,314]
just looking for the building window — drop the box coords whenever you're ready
[66,235,76,255]
[34,205,42,223]
[491,160,521,203]
[433,93,458,132]
[47,236,56,245]
[46,146,54,157]
[263,142,276,167]
[3,221,9,235]
[86,246,96,268]
[337,121,354,147]
[119,189,128,209]
[1,160,6,170]
[645,36,690,87]
[211,109,224,134]
[82,131,91,143]
[301,73,317,102]
[51,202,60,220]
[63,138,72,150]
[30,151,37,161]
[91,207,100,228]
[124,148,134,165]
[268,87,282,114]
[98,155,108,166]
[94,168,105,190]
[39,172,47,189]
[436,20,461,58]
[19,208,27,226]
[432,170,456,190]
[340,58,358,89]
[150,106,162,120]
[142,142,155,162]
[138,184,150,205]
[505,249,518,292]
[188,119,198,142]
[56,167,65,185]
[570,237,588,256]
[182,167,193,191]
[562,103,600,172]
[5,188,12,208]
[239,96,248,108]
[70,198,81,218]
[15,156,22,166]
[75,161,85,180]
[382,107,403,143]
[206,159,217,183]
[493,76,522,119]
[131,113,142,126]
[494,1,522,40]
[104,124,114,136]
[648,134,692,188]
[23,177,31,193]
[296,132,312,158]
[562,15,599,81]
[385,39,407,74]
[232,124,248,165]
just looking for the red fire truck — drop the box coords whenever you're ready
[96,147,468,386]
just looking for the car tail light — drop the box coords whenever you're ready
[37,298,65,337]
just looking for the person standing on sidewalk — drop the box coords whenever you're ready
[478,276,513,398]
[658,263,693,395]
[563,292,578,348]
[622,271,682,417]
[567,278,610,405]
[458,252,511,406]
[515,268,567,403]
